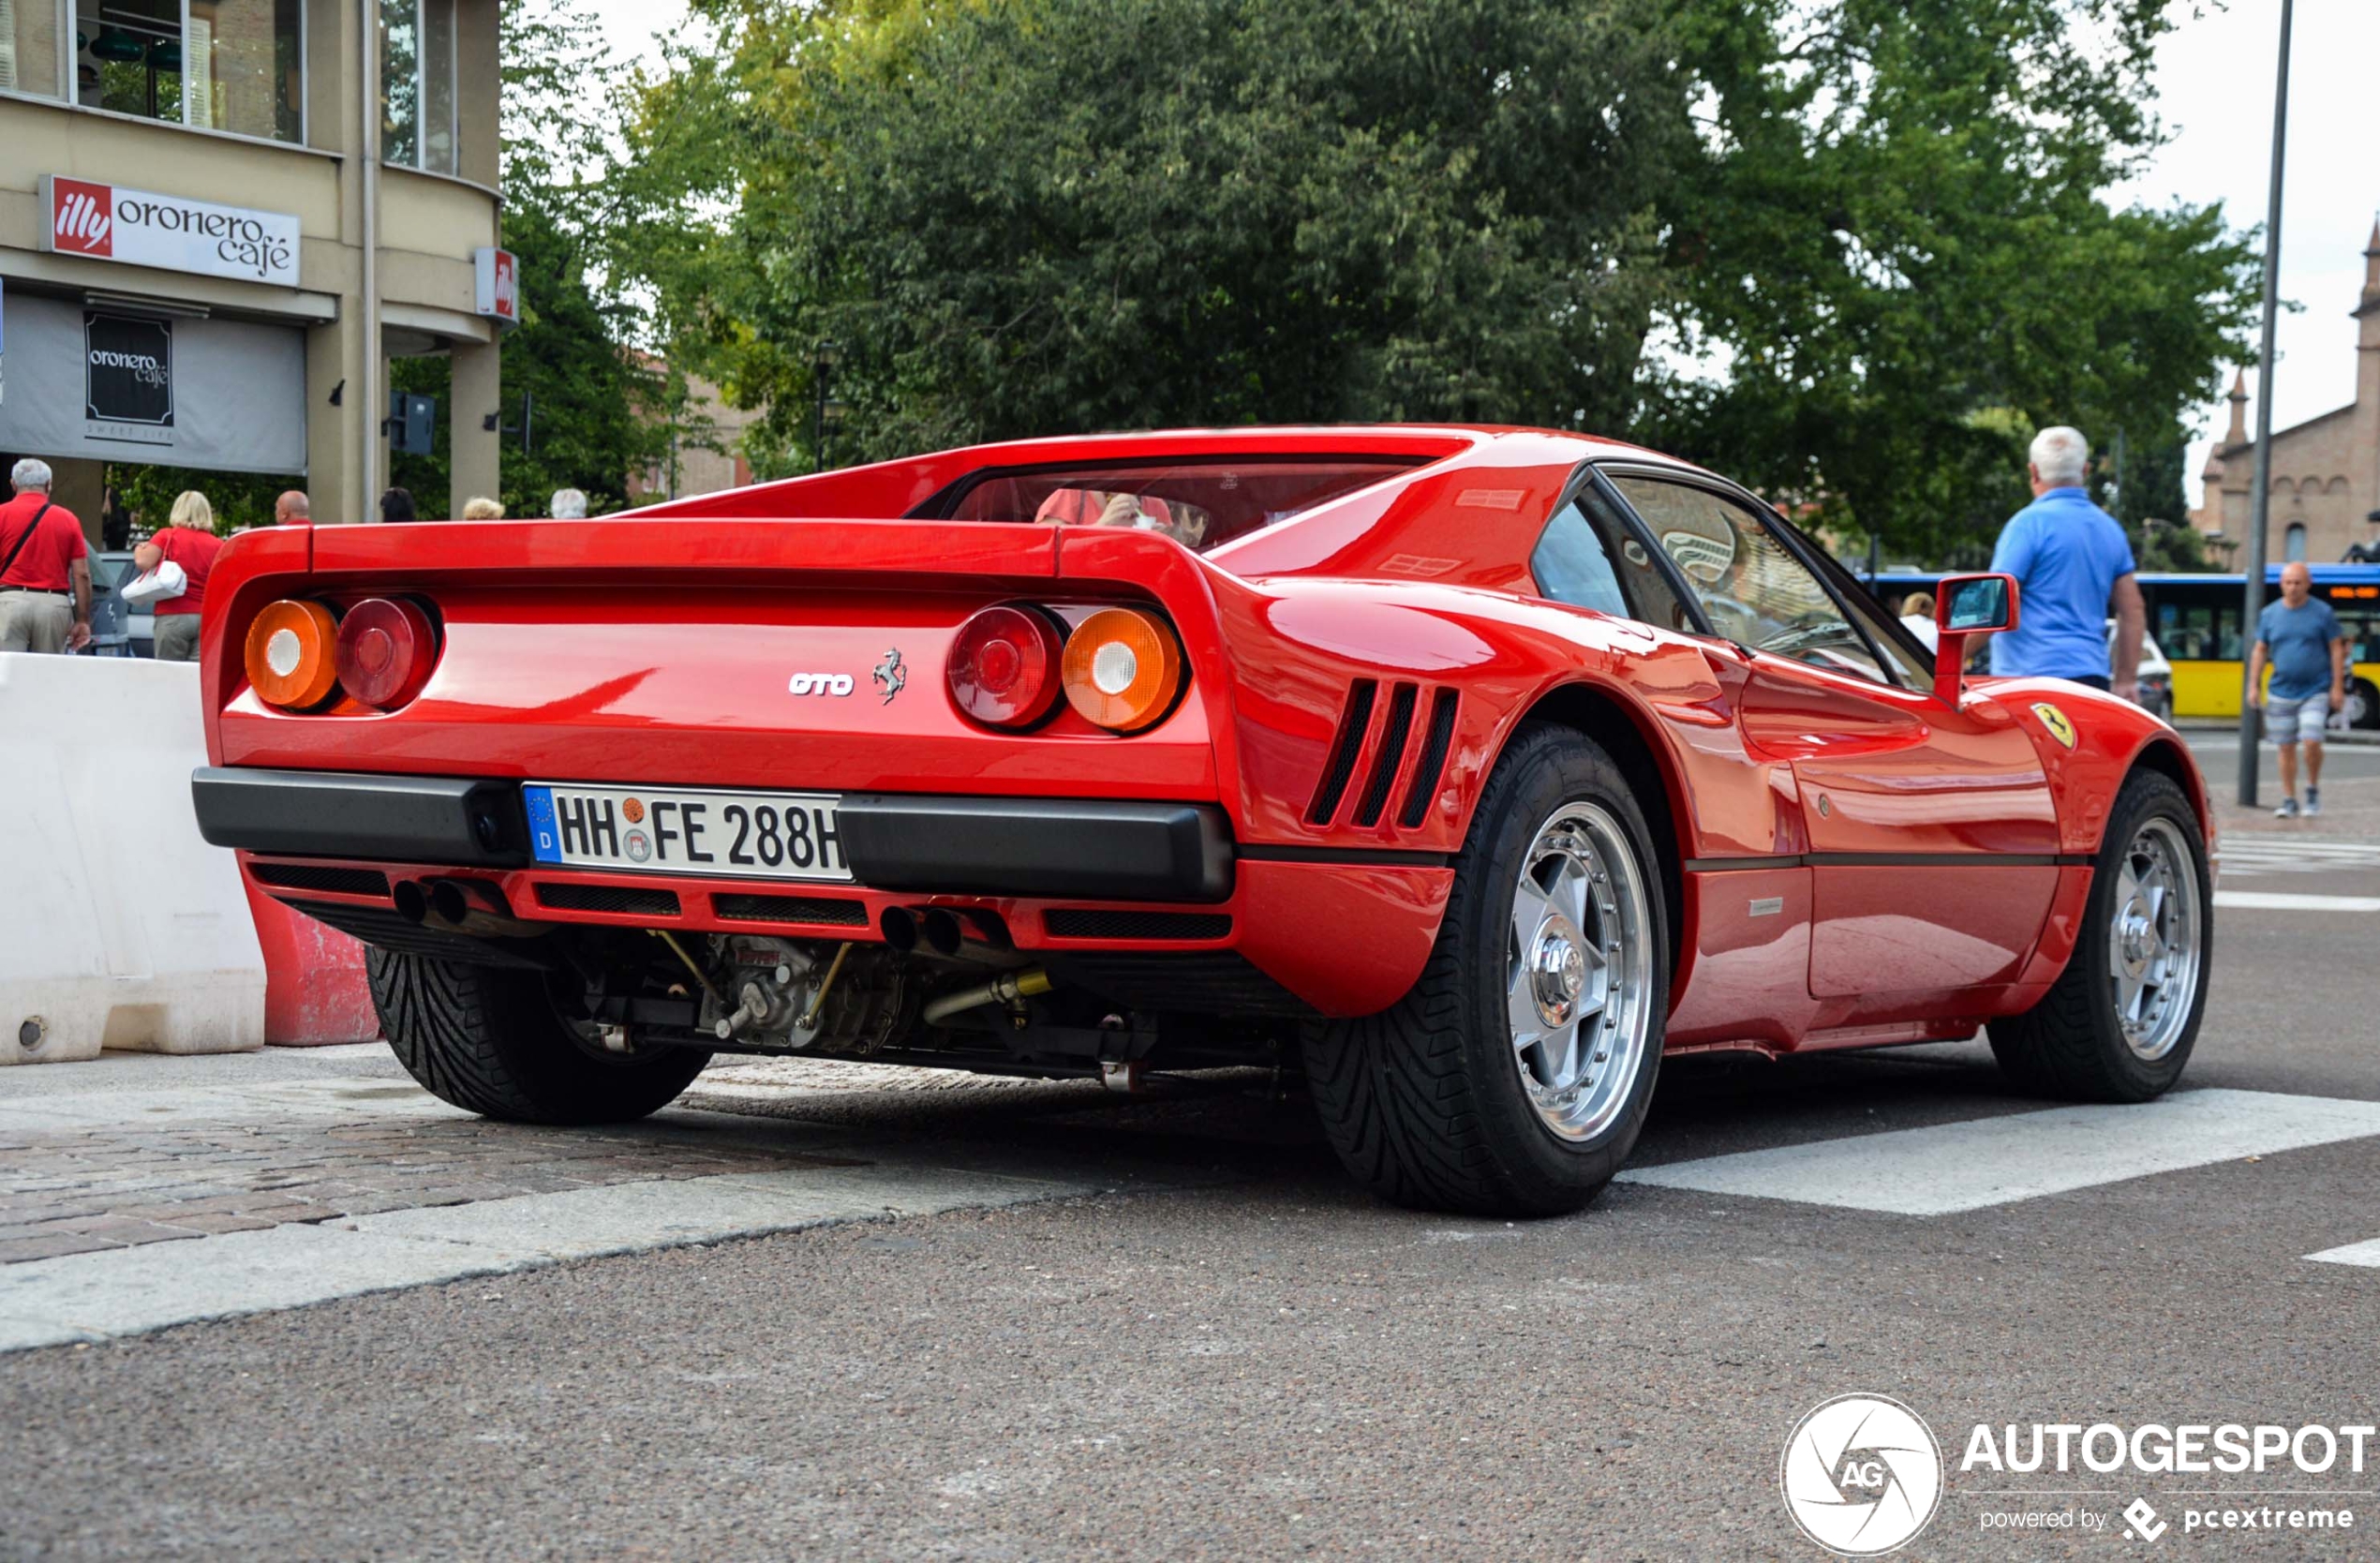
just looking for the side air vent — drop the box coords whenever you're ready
[248,862,392,898]
[534,882,681,916]
[1305,679,1377,826]
[1398,690,1460,828]
[1045,909,1232,941]
[713,893,869,927]
[1352,682,1418,827]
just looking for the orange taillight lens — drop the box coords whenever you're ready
[245,599,341,710]
[1060,606,1184,733]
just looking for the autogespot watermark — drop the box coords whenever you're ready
[1780,1394,1944,1556]
[1782,1398,2371,1554]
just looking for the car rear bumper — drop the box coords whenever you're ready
[192,767,1236,901]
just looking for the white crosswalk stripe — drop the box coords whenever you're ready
[1616,1089,2380,1215]
[2305,1239,2380,1269]
[2217,838,2380,878]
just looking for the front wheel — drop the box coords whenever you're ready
[1303,725,1670,1217]
[368,949,711,1124]
[1988,770,2211,1101]
[2347,677,2378,732]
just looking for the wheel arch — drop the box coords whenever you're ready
[2125,735,2214,844]
[1502,680,1690,975]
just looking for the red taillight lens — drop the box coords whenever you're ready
[948,605,1064,727]
[334,597,438,709]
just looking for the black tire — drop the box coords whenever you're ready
[368,949,711,1124]
[1303,724,1670,1217]
[2348,677,2379,732]
[1988,770,2211,1102]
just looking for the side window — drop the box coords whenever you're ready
[1529,490,1691,632]
[1611,476,1889,684]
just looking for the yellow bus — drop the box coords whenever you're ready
[1864,566,2380,728]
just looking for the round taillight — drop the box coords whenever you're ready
[245,599,341,710]
[335,597,439,709]
[1061,606,1184,733]
[949,604,1064,727]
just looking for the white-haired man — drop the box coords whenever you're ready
[548,487,588,520]
[1986,426,2144,700]
[0,458,94,654]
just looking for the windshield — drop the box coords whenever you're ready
[929,457,1422,552]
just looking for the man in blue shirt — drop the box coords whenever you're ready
[2249,561,2348,817]
[1987,426,2145,700]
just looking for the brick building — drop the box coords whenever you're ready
[2197,221,2380,565]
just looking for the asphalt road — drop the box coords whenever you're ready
[6,796,2377,1559]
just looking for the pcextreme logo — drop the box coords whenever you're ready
[1781,1394,1944,1556]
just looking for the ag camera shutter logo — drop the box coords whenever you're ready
[1781,1393,1943,1556]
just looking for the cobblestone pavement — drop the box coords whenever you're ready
[0,1112,867,1264]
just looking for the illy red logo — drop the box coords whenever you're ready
[52,178,114,257]
[491,250,517,320]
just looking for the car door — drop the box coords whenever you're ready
[1604,471,2060,1001]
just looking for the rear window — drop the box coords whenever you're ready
[924,458,1422,553]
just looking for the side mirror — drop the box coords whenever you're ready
[1932,572,2019,707]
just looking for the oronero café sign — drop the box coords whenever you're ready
[37,175,300,288]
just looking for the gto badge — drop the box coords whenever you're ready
[789,673,856,697]
[871,648,907,705]
[2031,702,2077,749]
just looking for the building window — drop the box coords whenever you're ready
[69,0,300,141]
[2284,522,2308,563]
[1,0,68,99]
[381,0,457,175]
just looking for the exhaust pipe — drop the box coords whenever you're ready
[393,880,429,924]
[918,907,964,957]
[879,904,919,953]
[427,879,470,926]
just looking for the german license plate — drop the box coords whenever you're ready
[523,783,850,881]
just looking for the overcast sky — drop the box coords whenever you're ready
[593,2,2379,510]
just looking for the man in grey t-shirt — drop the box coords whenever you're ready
[2249,562,2348,817]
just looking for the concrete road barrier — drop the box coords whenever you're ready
[0,655,265,1064]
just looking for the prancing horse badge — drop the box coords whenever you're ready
[2030,702,2076,749]
[872,648,907,705]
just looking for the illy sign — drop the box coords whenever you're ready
[474,246,520,326]
[39,175,300,287]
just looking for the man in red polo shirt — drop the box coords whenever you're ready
[0,458,93,654]
[135,491,226,662]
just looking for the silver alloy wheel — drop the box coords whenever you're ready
[1505,800,1657,1141]
[2108,816,2204,1061]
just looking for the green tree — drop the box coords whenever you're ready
[392,0,662,516]
[1648,0,2260,559]
[617,0,2259,558]
[617,0,1696,469]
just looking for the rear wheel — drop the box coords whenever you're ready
[1988,770,2210,1101]
[368,949,711,1124]
[1303,725,1669,1216]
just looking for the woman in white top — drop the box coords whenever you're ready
[1898,590,1939,652]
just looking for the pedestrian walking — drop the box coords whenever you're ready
[273,490,311,526]
[379,488,418,524]
[1898,590,1939,652]
[2248,560,2349,818]
[462,497,504,520]
[0,458,94,654]
[134,491,226,663]
[1986,426,2145,700]
[549,488,588,519]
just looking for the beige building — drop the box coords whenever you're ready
[0,1,507,534]
[626,366,761,505]
[2197,221,2380,564]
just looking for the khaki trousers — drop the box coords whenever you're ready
[153,614,202,662]
[0,590,73,653]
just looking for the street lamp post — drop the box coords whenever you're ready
[2236,0,2294,809]
[813,340,841,473]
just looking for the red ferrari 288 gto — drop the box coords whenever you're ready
[193,426,2213,1215]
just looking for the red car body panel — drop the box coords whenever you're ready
[196,425,2209,1046]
